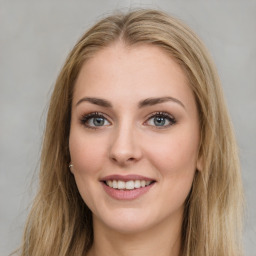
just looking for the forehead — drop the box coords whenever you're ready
[73,43,194,108]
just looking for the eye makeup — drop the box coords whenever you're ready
[79,110,177,130]
[144,111,176,128]
[80,112,111,129]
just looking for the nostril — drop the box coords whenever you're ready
[110,155,137,165]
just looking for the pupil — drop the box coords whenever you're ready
[93,117,104,126]
[154,116,165,126]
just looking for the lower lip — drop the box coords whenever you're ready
[102,182,155,200]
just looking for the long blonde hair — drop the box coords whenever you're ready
[19,9,244,256]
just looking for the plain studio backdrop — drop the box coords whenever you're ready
[0,0,255,255]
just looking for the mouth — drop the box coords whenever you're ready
[100,174,156,198]
[103,179,155,190]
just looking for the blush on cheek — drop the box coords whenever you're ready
[69,135,106,176]
[147,139,198,181]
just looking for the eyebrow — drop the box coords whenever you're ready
[76,96,185,109]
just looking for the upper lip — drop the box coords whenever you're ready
[100,174,155,182]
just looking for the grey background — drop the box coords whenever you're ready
[0,0,255,255]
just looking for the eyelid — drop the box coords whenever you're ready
[144,111,176,128]
[80,112,112,129]
[145,111,175,120]
[79,111,176,129]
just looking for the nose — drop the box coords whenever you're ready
[109,124,142,166]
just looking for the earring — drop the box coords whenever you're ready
[69,163,74,174]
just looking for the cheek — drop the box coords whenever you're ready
[69,128,107,174]
[147,134,198,173]
[148,133,197,208]
[69,128,107,210]
[144,126,199,199]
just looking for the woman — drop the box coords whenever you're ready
[19,9,244,256]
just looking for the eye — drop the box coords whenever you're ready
[145,112,176,128]
[80,112,111,129]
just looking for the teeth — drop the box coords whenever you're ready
[134,180,140,188]
[113,180,118,189]
[125,181,134,190]
[106,180,113,187]
[105,180,153,190]
[117,180,125,189]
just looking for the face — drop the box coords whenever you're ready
[69,43,201,234]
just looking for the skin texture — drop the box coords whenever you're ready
[69,42,201,256]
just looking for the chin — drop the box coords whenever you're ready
[94,207,162,235]
[106,219,152,235]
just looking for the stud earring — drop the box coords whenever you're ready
[69,163,74,174]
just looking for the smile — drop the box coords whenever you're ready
[101,174,156,200]
[105,180,154,190]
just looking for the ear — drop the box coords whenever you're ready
[69,163,74,174]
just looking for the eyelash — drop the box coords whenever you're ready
[80,112,109,130]
[79,111,176,129]
[145,111,176,128]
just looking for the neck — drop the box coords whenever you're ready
[87,213,182,256]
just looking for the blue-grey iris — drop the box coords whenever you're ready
[93,117,105,126]
[154,116,166,126]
